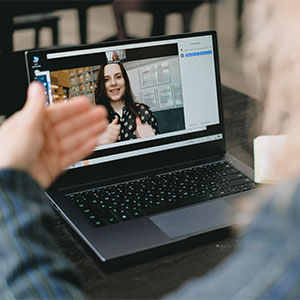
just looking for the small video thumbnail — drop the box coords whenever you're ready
[105,49,126,63]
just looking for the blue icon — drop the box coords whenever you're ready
[181,53,184,58]
[186,52,199,57]
[186,50,212,58]
[33,56,39,63]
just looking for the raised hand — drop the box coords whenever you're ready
[135,117,155,138]
[0,82,107,188]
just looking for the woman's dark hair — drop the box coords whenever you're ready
[94,63,139,122]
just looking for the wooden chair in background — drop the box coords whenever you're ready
[112,0,220,40]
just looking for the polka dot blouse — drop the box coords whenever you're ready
[110,103,159,142]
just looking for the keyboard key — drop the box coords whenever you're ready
[93,220,105,227]
[226,178,253,187]
[228,187,240,194]
[226,173,245,181]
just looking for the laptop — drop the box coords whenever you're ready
[25,31,255,267]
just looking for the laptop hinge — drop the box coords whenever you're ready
[57,153,225,192]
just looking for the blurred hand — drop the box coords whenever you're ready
[97,116,120,145]
[0,82,107,188]
[135,117,155,138]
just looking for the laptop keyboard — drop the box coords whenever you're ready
[65,161,256,228]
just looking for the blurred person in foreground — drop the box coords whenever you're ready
[164,1,300,298]
[0,81,107,298]
[1,0,300,299]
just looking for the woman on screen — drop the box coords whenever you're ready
[95,63,159,145]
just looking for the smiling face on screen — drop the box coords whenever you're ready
[104,63,126,103]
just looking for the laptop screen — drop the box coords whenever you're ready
[25,31,224,171]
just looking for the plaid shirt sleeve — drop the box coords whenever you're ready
[0,169,86,299]
[163,179,300,299]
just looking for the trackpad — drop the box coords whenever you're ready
[150,200,237,239]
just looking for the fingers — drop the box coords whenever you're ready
[136,117,142,127]
[112,124,121,135]
[108,123,121,140]
[111,116,119,124]
[62,137,98,170]
[47,96,92,124]
[59,119,107,154]
[97,122,120,145]
[53,106,107,139]
[107,122,121,135]
[135,121,155,138]
[24,81,47,118]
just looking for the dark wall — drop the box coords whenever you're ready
[0,51,28,117]
[153,108,185,134]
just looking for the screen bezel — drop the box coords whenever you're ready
[25,30,226,189]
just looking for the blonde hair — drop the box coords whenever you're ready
[243,0,300,180]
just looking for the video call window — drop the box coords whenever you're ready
[41,44,185,149]
[28,34,222,169]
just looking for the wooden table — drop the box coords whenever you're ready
[51,85,258,299]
